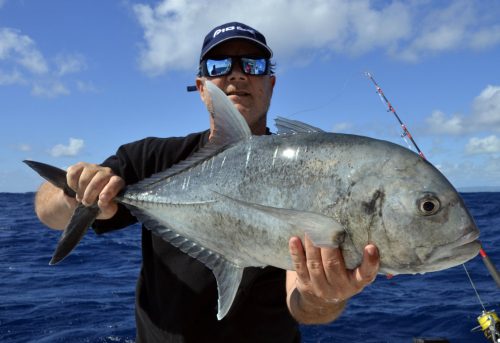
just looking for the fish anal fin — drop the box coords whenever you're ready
[213,261,244,320]
[126,206,244,320]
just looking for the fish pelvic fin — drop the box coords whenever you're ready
[214,192,345,248]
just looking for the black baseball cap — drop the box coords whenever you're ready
[187,22,273,92]
[199,22,273,61]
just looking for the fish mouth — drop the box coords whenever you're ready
[419,228,481,272]
[380,228,480,275]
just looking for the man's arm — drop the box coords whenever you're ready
[35,182,78,230]
[286,235,379,324]
[35,162,125,230]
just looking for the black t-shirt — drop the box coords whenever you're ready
[93,131,301,343]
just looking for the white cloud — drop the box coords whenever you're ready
[470,25,500,49]
[76,80,98,93]
[132,0,500,75]
[31,80,70,98]
[54,53,87,76]
[17,144,31,152]
[465,135,500,155]
[0,68,25,85]
[50,138,85,157]
[425,85,500,136]
[426,110,465,135]
[0,28,89,97]
[472,85,500,128]
[0,28,48,74]
[332,122,353,132]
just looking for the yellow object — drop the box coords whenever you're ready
[478,311,500,331]
[477,310,500,342]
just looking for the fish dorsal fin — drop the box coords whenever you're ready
[204,80,252,145]
[275,116,325,134]
[128,81,251,191]
[124,206,244,320]
[214,192,345,248]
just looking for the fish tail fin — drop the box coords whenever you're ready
[49,204,99,265]
[23,160,76,197]
[23,160,97,265]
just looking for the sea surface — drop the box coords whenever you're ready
[1,192,499,343]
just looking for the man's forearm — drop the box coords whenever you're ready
[35,182,76,230]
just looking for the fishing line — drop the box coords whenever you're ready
[464,264,487,311]
[285,73,354,119]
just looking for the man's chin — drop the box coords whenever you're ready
[233,104,250,117]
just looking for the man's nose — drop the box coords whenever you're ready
[228,61,247,80]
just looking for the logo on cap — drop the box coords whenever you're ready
[213,25,255,38]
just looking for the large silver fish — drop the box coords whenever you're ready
[25,81,480,319]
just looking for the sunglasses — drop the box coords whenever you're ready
[200,56,270,77]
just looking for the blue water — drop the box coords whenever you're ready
[1,192,499,343]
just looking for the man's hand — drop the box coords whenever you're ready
[35,162,125,229]
[286,235,379,324]
[66,162,124,220]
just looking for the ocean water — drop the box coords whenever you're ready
[1,192,499,343]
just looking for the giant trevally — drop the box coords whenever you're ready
[25,80,480,320]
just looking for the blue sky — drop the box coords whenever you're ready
[1,0,499,192]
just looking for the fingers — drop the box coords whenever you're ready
[289,234,380,305]
[303,235,329,291]
[353,244,379,286]
[66,162,124,218]
[97,176,125,220]
[319,241,349,287]
[289,236,310,283]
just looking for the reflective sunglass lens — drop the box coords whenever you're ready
[206,58,232,76]
[241,58,267,75]
[203,56,268,76]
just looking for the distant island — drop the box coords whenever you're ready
[458,186,500,193]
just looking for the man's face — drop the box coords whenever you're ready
[196,40,276,135]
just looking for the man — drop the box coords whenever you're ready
[35,22,379,342]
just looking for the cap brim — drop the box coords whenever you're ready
[200,36,273,61]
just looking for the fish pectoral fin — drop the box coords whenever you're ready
[213,192,345,248]
[50,203,100,265]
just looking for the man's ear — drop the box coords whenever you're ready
[196,78,206,102]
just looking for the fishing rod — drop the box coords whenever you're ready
[365,71,500,341]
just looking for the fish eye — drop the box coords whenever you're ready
[418,195,441,216]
